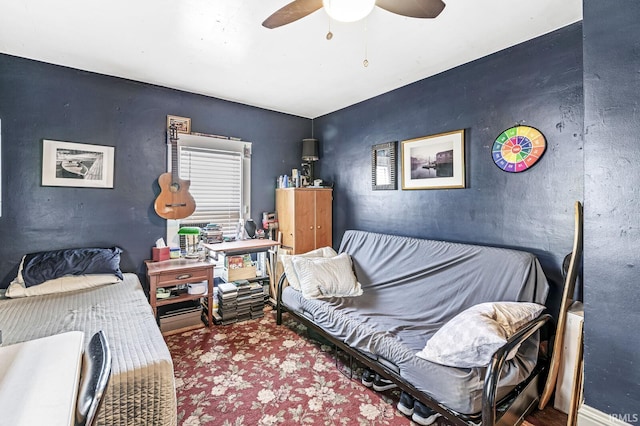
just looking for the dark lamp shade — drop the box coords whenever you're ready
[302,138,319,161]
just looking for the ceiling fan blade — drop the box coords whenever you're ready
[376,0,446,19]
[262,0,324,29]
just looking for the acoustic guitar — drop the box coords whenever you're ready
[154,125,196,220]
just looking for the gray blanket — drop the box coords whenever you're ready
[281,230,549,414]
[0,273,177,426]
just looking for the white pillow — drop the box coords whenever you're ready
[14,255,26,284]
[280,247,338,290]
[291,252,363,299]
[415,302,545,368]
[5,274,121,298]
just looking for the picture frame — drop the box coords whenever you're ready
[401,129,465,190]
[371,141,397,190]
[167,115,191,134]
[42,140,115,188]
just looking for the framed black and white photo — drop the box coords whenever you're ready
[401,130,465,190]
[42,140,115,188]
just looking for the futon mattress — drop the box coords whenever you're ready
[281,230,549,414]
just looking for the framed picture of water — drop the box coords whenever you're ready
[401,130,465,190]
[42,140,115,188]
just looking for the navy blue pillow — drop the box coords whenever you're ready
[21,247,123,287]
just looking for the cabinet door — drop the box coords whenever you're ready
[275,189,294,248]
[293,190,316,254]
[314,190,333,248]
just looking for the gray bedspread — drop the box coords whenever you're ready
[0,273,177,426]
[281,230,549,414]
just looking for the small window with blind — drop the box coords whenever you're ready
[166,133,251,248]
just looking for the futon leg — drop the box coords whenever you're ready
[276,273,286,325]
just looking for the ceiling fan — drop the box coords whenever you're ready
[262,0,446,29]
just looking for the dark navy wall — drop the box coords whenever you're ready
[2,14,637,419]
[583,0,640,421]
[315,24,584,309]
[0,54,310,285]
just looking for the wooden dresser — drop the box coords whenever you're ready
[275,187,332,254]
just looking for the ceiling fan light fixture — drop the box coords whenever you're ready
[322,0,376,22]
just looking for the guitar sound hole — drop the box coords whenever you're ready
[170,183,181,193]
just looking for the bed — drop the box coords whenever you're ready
[276,230,551,426]
[0,272,177,425]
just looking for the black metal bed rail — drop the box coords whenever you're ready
[482,313,552,425]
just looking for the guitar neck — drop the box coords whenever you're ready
[169,126,180,181]
[171,139,179,181]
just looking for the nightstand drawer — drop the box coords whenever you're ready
[156,268,210,286]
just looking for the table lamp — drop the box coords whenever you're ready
[302,138,319,184]
[178,227,201,258]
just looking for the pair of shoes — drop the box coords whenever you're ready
[361,368,375,387]
[361,368,398,391]
[396,391,415,416]
[412,401,441,426]
[372,375,397,391]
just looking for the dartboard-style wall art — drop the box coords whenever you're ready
[491,125,546,173]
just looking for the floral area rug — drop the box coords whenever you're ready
[166,309,415,426]
[166,309,546,426]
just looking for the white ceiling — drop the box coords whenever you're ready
[0,1,582,119]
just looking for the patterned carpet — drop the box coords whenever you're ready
[166,309,552,426]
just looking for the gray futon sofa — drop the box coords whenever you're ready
[276,230,551,426]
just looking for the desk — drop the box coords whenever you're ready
[0,331,84,426]
[203,239,281,299]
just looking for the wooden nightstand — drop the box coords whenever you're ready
[145,259,214,334]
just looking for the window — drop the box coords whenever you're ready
[179,146,242,232]
[166,133,251,247]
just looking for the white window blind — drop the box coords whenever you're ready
[178,146,243,236]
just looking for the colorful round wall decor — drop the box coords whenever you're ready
[491,125,546,173]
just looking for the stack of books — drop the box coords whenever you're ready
[202,224,223,244]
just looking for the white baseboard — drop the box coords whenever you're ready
[578,404,637,426]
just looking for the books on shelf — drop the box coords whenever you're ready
[225,255,252,269]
